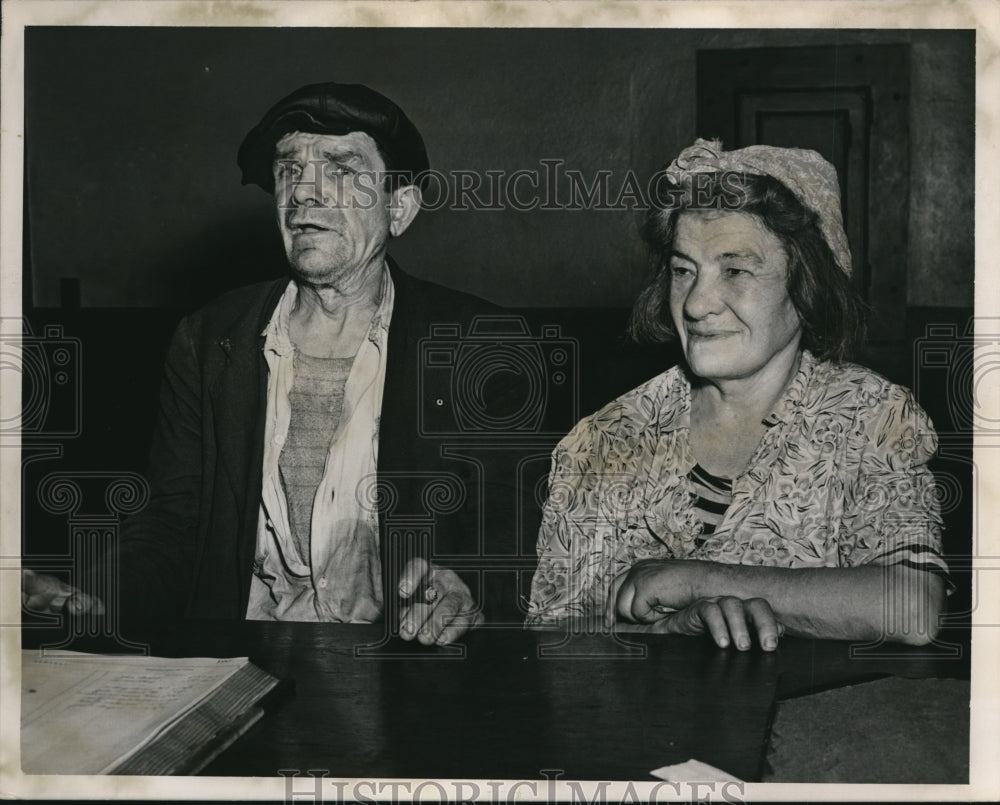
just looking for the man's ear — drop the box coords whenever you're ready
[388,184,422,237]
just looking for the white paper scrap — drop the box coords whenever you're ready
[651,758,744,783]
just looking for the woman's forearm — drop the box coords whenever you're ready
[690,561,945,644]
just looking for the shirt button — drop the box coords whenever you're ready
[319,578,327,589]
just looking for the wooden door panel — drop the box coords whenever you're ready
[698,45,909,353]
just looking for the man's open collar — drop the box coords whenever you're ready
[257,261,394,356]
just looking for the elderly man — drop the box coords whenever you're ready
[23,82,511,645]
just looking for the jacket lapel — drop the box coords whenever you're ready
[207,279,287,595]
[380,258,421,475]
[378,260,421,598]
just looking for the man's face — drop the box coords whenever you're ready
[273,130,393,289]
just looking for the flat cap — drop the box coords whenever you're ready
[238,81,429,193]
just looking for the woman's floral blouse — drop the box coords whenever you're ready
[526,351,949,625]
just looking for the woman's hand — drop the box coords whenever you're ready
[641,596,784,651]
[607,560,783,650]
[606,558,700,624]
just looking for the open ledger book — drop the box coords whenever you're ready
[21,650,284,775]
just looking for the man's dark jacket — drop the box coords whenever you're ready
[110,260,518,624]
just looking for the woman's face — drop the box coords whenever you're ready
[668,210,802,384]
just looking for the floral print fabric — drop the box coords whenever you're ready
[526,351,948,624]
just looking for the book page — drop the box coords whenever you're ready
[21,651,250,775]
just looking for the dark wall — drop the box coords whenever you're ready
[25,27,973,312]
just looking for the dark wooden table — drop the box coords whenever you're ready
[22,621,969,782]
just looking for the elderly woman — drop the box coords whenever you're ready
[526,139,949,649]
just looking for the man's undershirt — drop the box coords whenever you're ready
[278,352,355,564]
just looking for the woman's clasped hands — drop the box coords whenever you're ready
[606,559,784,651]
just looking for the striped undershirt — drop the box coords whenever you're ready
[689,463,734,547]
[278,352,355,564]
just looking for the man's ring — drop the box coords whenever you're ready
[424,586,439,604]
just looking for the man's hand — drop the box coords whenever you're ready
[607,559,783,650]
[22,569,105,616]
[397,558,483,646]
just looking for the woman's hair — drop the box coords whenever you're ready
[628,171,867,362]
